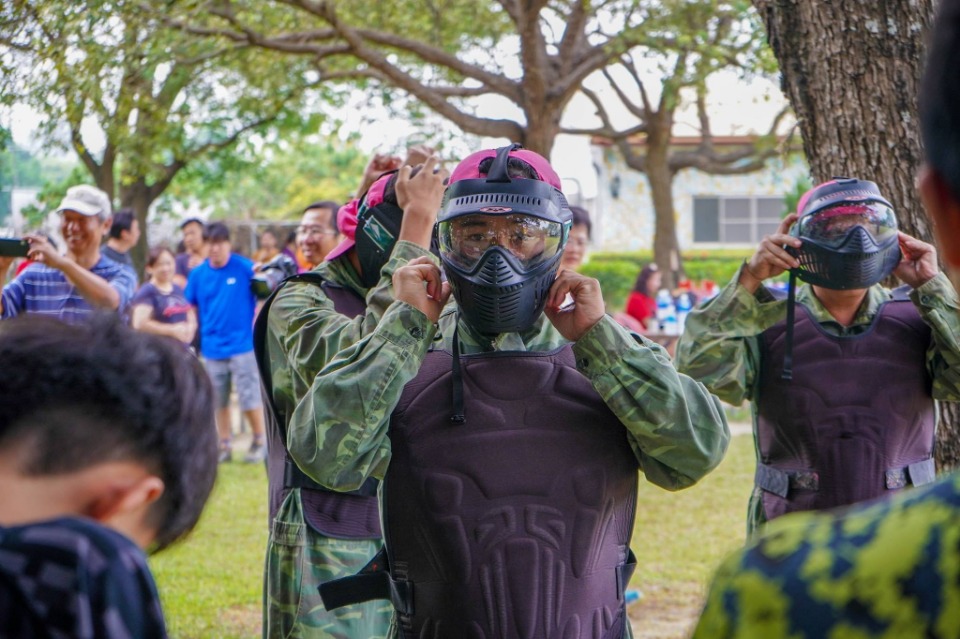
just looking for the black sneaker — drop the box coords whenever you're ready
[218,447,233,463]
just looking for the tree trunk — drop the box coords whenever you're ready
[752,0,960,470]
[519,112,560,158]
[645,142,685,291]
[119,180,152,279]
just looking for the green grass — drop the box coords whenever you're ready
[151,436,756,638]
[150,464,268,639]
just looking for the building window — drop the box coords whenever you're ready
[693,195,786,245]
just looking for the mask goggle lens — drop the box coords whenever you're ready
[438,214,563,271]
[798,202,898,246]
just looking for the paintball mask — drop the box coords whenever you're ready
[355,180,404,289]
[788,177,901,290]
[437,144,572,334]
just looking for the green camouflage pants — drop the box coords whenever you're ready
[263,489,393,639]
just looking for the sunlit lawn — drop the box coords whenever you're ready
[152,435,755,639]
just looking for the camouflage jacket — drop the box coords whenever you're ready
[264,240,434,461]
[692,470,960,638]
[285,269,731,493]
[676,265,960,406]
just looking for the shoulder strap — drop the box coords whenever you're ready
[254,272,379,497]
[253,272,331,408]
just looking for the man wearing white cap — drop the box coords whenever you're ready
[0,184,136,322]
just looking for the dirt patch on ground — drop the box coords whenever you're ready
[629,583,705,639]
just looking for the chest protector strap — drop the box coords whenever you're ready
[254,273,379,537]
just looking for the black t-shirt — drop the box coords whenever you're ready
[0,517,167,639]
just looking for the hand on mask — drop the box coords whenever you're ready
[544,269,605,342]
[894,231,939,288]
[393,255,451,324]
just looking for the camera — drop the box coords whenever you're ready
[251,253,299,299]
[0,238,29,258]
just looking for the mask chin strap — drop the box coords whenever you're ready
[782,269,797,381]
[450,320,466,424]
[486,143,523,183]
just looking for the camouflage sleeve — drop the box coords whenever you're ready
[909,272,960,401]
[286,300,437,491]
[674,265,786,406]
[572,315,731,490]
[692,473,960,639]
[364,240,437,319]
[267,241,434,406]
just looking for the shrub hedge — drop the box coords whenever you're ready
[580,249,754,311]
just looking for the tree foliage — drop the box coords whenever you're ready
[169,0,695,157]
[166,134,372,220]
[0,0,327,269]
[563,0,795,287]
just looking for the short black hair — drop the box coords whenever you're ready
[205,221,230,243]
[477,156,540,180]
[304,200,341,233]
[109,209,136,239]
[179,217,205,231]
[569,205,592,238]
[0,314,218,552]
[921,0,960,200]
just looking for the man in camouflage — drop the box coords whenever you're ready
[692,3,960,635]
[289,146,730,638]
[260,152,445,638]
[676,188,960,535]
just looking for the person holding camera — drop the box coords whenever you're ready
[185,221,265,464]
[677,177,960,535]
[0,184,136,323]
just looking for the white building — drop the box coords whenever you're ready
[590,136,809,252]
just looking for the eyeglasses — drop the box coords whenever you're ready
[297,225,337,237]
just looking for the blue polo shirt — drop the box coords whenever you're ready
[185,254,257,359]
[1,256,136,323]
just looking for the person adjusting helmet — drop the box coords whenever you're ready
[789,177,901,290]
[311,143,730,638]
[677,174,960,536]
[436,143,572,334]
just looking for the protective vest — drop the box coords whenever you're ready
[374,345,639,639]
[755,295,936,522]
[254,273,380,539]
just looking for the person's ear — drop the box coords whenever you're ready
[918,164,960,268]
[85,473,165,548]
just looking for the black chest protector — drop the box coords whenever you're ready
[756,296,936,521]
[379,345,639,639]
[255,273,380,539]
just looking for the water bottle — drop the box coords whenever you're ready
[655,289,677,335]
[675,291,692,335]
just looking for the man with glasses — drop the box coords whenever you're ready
[297,201,341,269]
[302,145,729,638]
[677,177,960,535]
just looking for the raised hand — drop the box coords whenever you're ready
[894,231,939,288]
[393,256,451,324]
[544,269,606,342]
[741,213,802,292]
[396,156,449,249]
